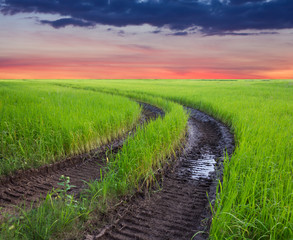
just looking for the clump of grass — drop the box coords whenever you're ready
[86,100,188,203]
[0,81,141,176]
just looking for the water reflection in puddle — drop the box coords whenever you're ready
[190,154,216,180]
[178,153,217,181]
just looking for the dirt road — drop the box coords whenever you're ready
[87,107,234,240]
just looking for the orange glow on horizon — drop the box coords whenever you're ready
[2,57,288,80]
[0,68,257,80]
[1,65,291,80]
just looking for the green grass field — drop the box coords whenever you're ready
[0,81,141,175]
[0,79,292,239]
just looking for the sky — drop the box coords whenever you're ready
[0,0,293,79]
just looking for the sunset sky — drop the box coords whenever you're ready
[1,0,293,79]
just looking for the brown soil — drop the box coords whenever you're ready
[0,102,164,217]
[85,107,234,240]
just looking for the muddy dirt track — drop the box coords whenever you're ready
[0,101,234,240]
[0,103,164,214]
[86,107,234,240]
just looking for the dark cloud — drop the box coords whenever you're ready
[152,30,162,34]
[170,31,189,36]
[1,0,293,35]
[41,18,95,28]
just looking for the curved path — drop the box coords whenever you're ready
[86,106,234,240]
[0,103,164,214]
[0,98,234,240]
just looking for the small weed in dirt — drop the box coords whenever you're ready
[0,178,90,240]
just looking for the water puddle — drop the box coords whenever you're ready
[178,152,217,181]
[190,154,216,180]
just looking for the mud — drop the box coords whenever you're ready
[86,107,234,240]
[0,103,163,216]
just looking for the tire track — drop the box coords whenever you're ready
[87,107,234,240]
[0,103,164,216]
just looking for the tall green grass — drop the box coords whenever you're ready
[1,79,292,239]
[50,82,188,198]
[0,81,141,176]
[0,83,188,240]
[50,79,292,239]
[84,91,188,202]
[0,186,91,240]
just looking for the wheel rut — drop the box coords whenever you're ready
[87,107,234,240]
[0,102,164,217]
